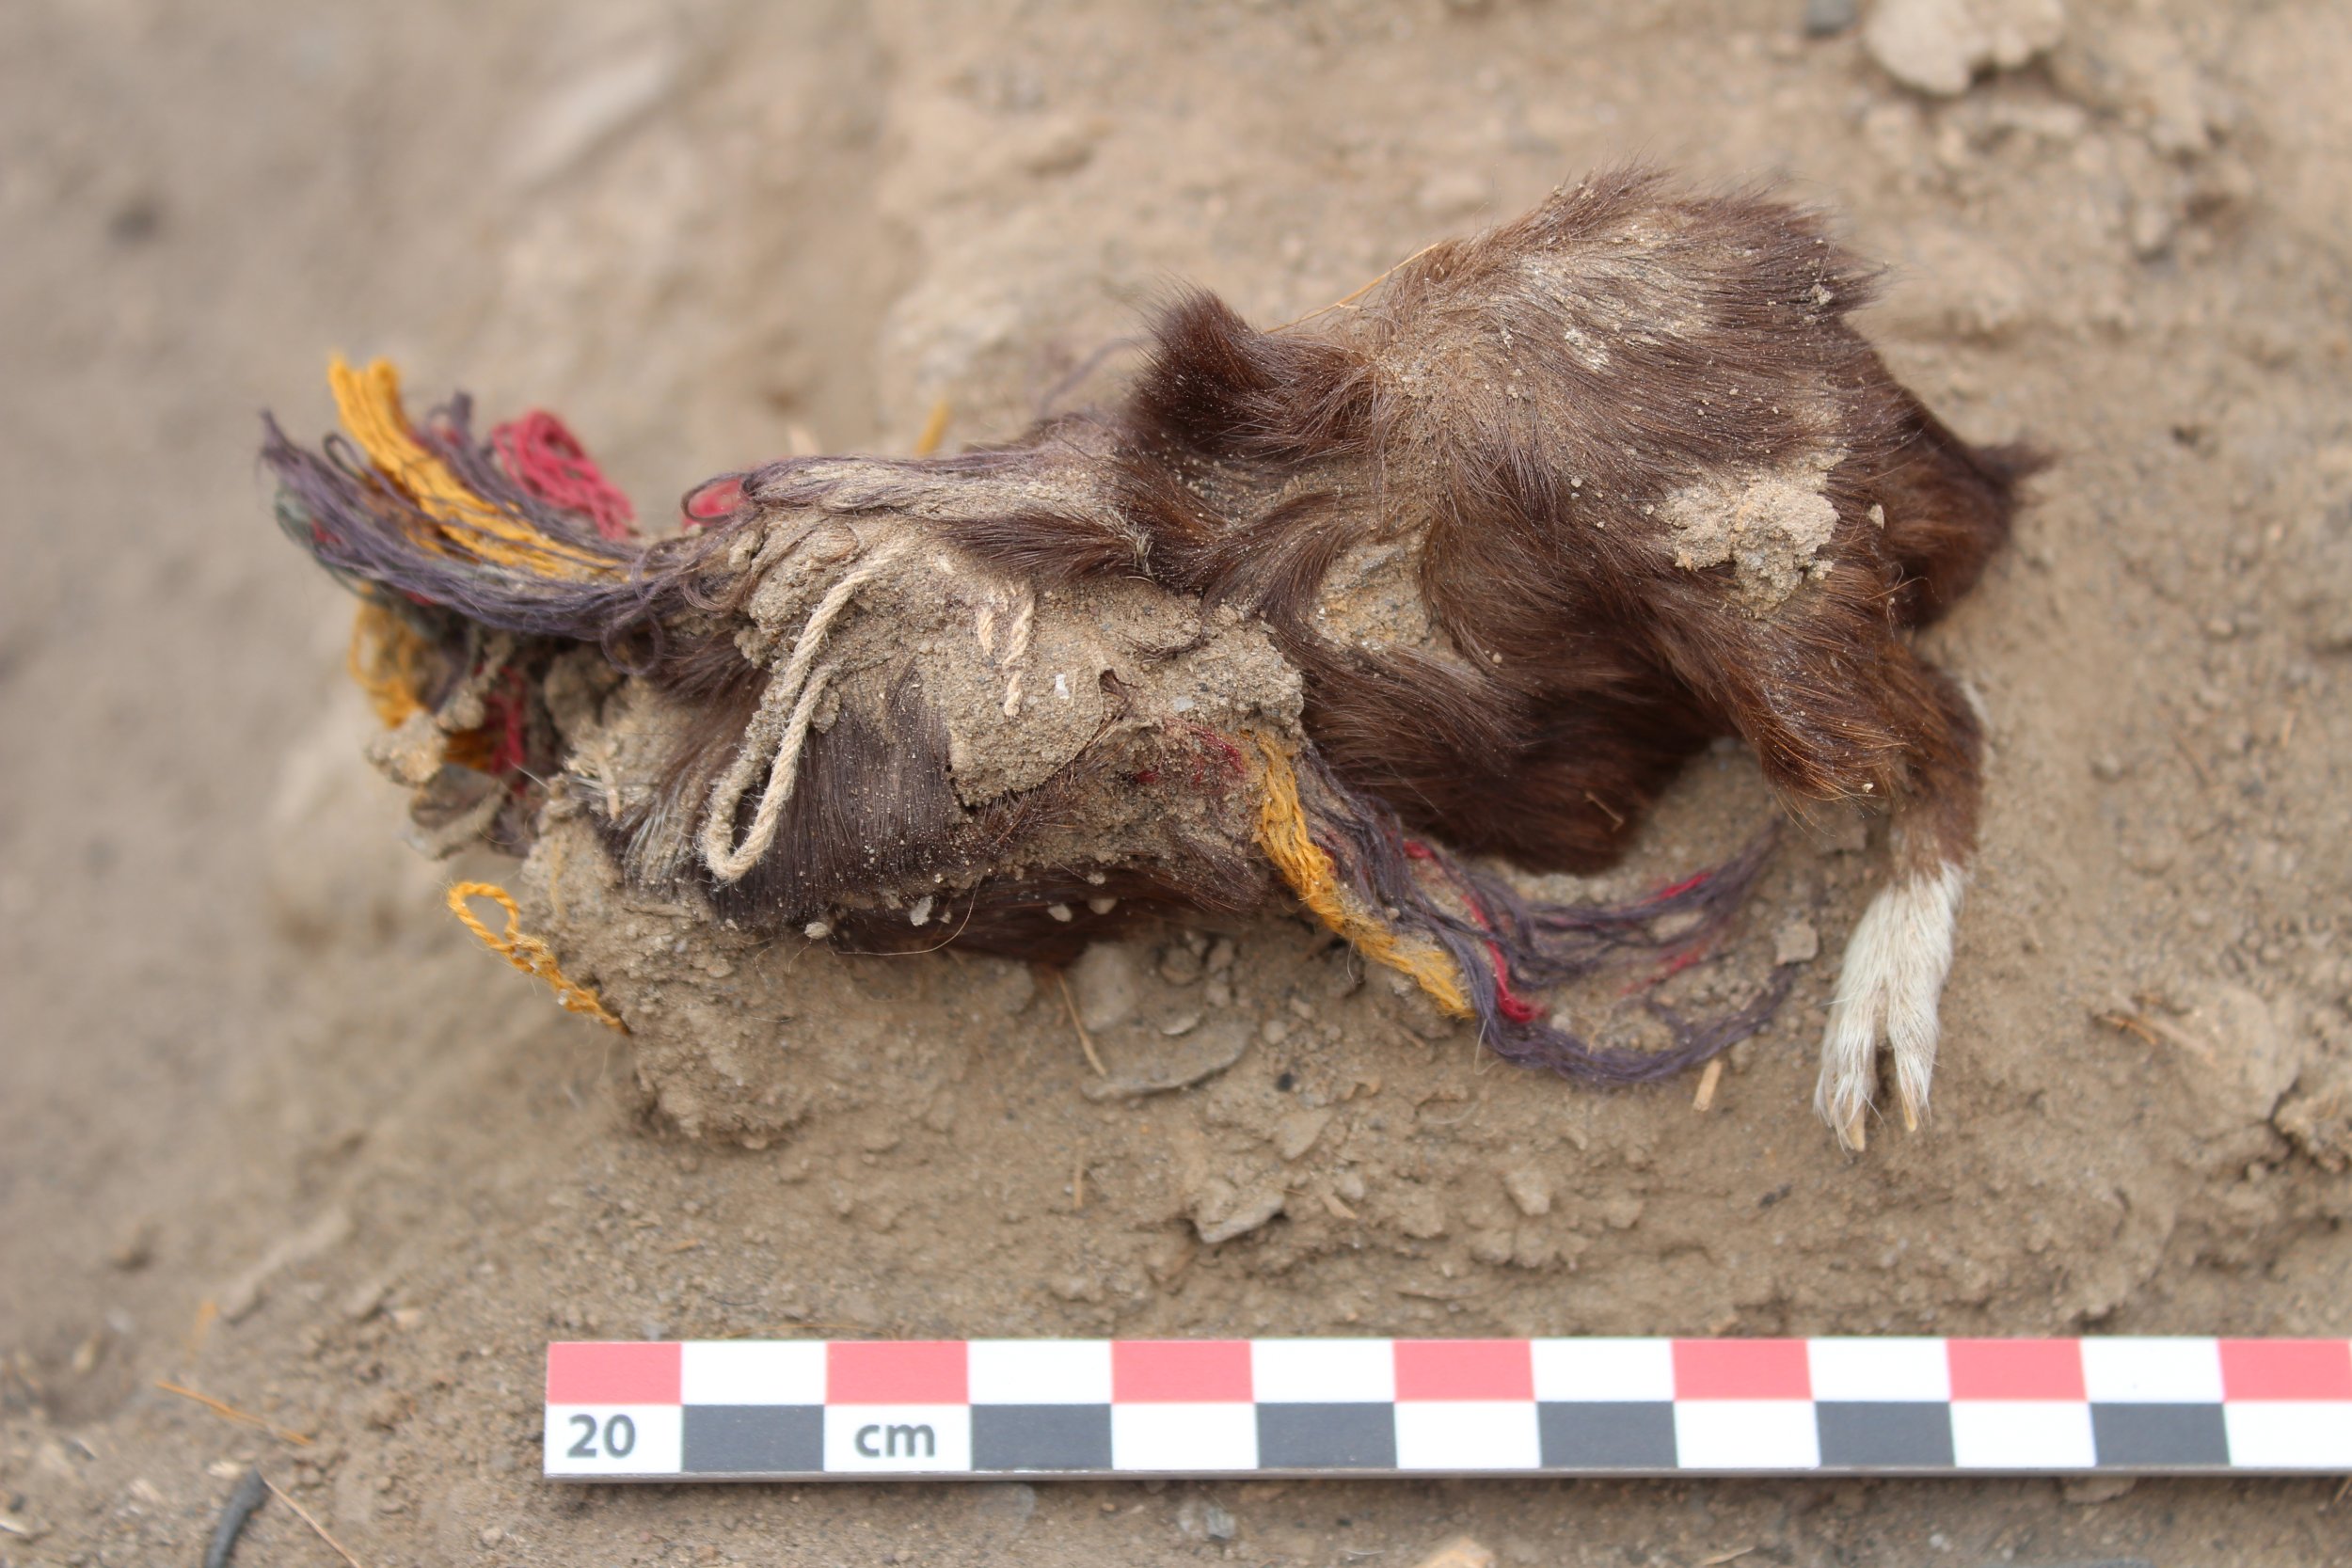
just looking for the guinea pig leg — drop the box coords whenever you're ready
[1813,664,1983,1149]
[1646,594,1984,1147]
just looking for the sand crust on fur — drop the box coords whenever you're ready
[1661,455,1844,615]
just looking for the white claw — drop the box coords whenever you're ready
[1816,863,1965,1150]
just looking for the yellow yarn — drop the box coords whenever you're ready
[912,398,952,458]
[345,599,429,727]
[1251,734,1471,1018]
[328,356,612,578]
[446,881,627,1031]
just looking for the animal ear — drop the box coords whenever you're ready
[1127,291,1370,464]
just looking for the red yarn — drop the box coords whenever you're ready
[490,411,637,539]
[1404,841,1541,1022]
[1647,868,1711,902]
[1486,941,1544,1022]
[681,475,744,525]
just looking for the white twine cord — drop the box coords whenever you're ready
[1000,586,1035,668]
[999,583,1035,718]
[701,537,909,882]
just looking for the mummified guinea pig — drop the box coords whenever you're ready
[266,168,2033,1148]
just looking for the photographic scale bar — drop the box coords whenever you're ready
[544,1336,2352,1481]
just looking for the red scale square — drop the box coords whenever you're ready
[1947,1339,2086,1401]
[2219,1338,2352,1402]
[1112,1340,1252,1402]
[547,1341,681,1405]
[827,1340,968,1405]
[1672,1339,1811,1400]
[1394,1339,1534,1402]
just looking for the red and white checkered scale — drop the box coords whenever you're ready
[544,1336,2352,1481]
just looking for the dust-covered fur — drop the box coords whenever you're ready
[267,168,2032,1134]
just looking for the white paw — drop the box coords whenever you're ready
[1816,863,1964,1149]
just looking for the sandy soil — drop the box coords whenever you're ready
[4,1,2350,1563]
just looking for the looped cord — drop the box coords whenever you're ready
[446,881,626,1030]
[701,535,910,881]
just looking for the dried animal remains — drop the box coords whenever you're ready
[265,169,2032,1147]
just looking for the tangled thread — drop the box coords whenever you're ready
[490,410,638,540]
[345,599,429,727]
[328,357,614,578]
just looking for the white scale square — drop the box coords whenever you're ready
[968,1339,1112,1405]
[1950,1402,2096,1469]
[1530,1338,1675,1402]
[1111,1404,1258,1472]
[1252,1338,1397,1403]
[1393,1402,1542,1471]
[821,1406,973,1473]
[545,1405,683,1477]
[1675,1402,1821,1470]
[2080,1338,2223,1403]
[679,1340,826,1405]
[1806,1338,1951,1402]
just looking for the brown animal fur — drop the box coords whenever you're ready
[714,171,2026,899]
[269,167,2032,1132]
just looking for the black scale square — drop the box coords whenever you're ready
[2090,1403,2231,1467]
[1813,1402,1957,1468]
[682,1405,823,1474]
[1536,1402,1678,1468]
[971,1404,1114,1471]
[1256,1403,1399,1469]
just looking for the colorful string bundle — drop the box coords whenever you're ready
[1256,736,1786,1085]
[271,357,1784,1075]
[279,362,647,1023]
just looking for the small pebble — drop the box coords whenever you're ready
[1411,1539,1497,1568]
[1803,0,1859,36]
[1774,919,1820,966]
[1501,1165,1552,1217]
[340,1276,391,1323]
[1069,943,1142,1032]
[1273,1108,1333,1162]
[1864,0,2066,97]
[1193,1183,1286,1244]
[109,1219,158,1271]
[1178,1497,1238,1543]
